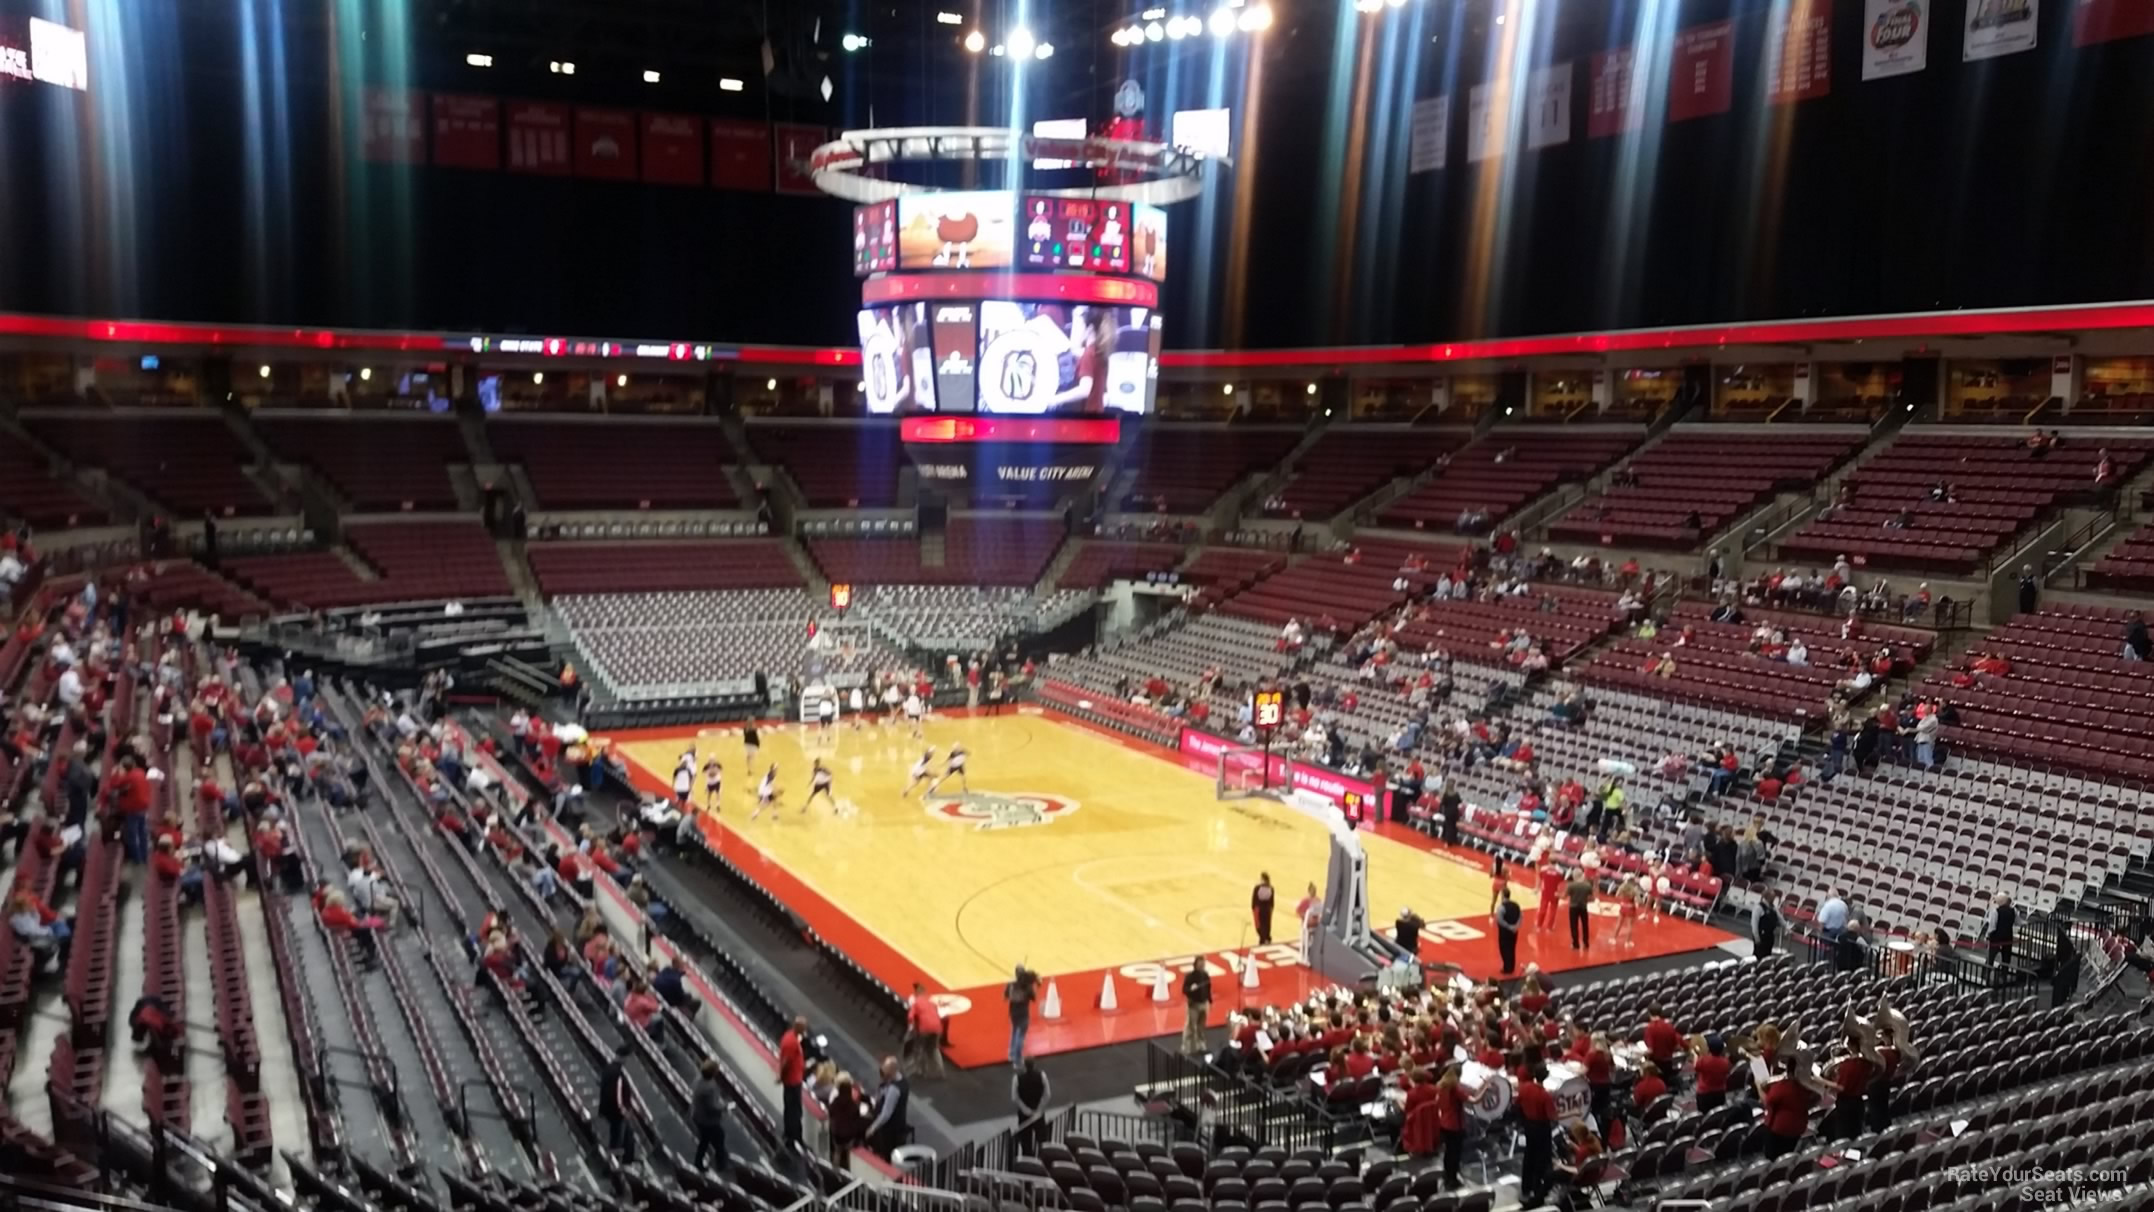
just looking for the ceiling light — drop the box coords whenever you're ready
[258,364,271,378]
[1238,4,1273,30]
[766,378,778,391]
[1112,27,1130,45]
[559,60,575,75]
[1209,8,1237,34]
[642,68,661,83]
[1305,382,1317,395]
[1222,383,1234,395]
[1167,16,1191,37]
[533,372,545,384]
[358,368,372,382]
[719,77,745,91]
[1035,41,1054,59]
[1006,27,1036,58]
[820,74,833,101]
[990,43,1005,55]
[1143,7,1167,18]
[963,29,986,52]
[1494,11,1505,23]
[1388,0,1408,7]
[841,33,863,51]
[1355,0,1382,12]
[616,374,628,387]
[1145,20,1165,40]
[466,52,493,67]
[936,11,964,24]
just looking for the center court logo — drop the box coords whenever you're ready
[925,791,1080,830]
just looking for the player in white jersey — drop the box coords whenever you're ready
[671,760,695,811]
[924,743,969,796]
[882,681,903,725]
[750,764,781,820]
[817,695,837,732]
[702,757,723,812]
[802,758,836,812]
[902,749,936,797]
[848,686,867,731]
[903,692,925,738]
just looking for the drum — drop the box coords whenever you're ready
[1460,1065,1513,1121]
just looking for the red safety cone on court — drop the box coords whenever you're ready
[1151,967,1172,1003]
[1098,973,1119,1012]
[1041,979,1063,1021]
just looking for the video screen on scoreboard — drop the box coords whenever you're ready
[1020,196,1134,274]
[976,301,1158,415]
[896,190,1015,270]
[856,304,937,414]
[853,200,897,275]
[1133,205,1169,283]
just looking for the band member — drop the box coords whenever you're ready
[750,764,780,820]
[803,759,835,812]
[702,757,723,812]
[743,720,762,771]
[903,749,936,797]
[924,743,969,796]
[1251,872,1276,945]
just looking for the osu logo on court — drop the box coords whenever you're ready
[926,791,1080,831]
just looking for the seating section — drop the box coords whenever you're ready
[0,443,103,529]
[1922,604,2154,780]
[1182,547,1285,592]
[128,560,273,621]
[555,589,899,692]
[2084,520,2154,593]
[1120,427,1301,513]
[809,518,1064,586]
[26,412,278,516]
[745,423,903,507]
[1217,554,1423,630]
[527,540,802,596]
[1057,540,1186,589]
[489,419,742,511]
[1546,428,1865,548]
[254,414,467,511]
[1779,433,2153,572]
[225,521,509,608]
[1380,431,1639,532]
[1397,584,1627,668]
[1263,428,1470,519]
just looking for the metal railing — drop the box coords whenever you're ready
[1143,1043,1345,1154]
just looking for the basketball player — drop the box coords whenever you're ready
[742,720,761,771]
[802,758,836,813]
[882,679,903,726]
[702,757,724,813]
[924,742,969,797]
[848,686,867,731]
[902,749,936,797]
[817,695,837,733]
[671,758,694,813]
[750,764,781,820]
[903,690,925,739]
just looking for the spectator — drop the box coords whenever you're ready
[779,1016,807,1151]
[596,1044,635,1158]
[1012,1058,1051,1156]
[1817,890,1850,948]
[690,1059,730,1171]
[904,982,946,1078]
[865,1056,911,1156]
[826,1073,868,1165]
[8,889,73,972]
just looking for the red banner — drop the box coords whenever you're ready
[640,112,704,186]
[1668,20,1736,123]
[430,93,499,170]
[1586,47,1644,138]
[772,122,827,196]
[506,101,572,175]
[574,107,639,180]
[2074,0,2154,44]
[361,87,425,164]
[1766,0,1833,104]
[709,119,773,191]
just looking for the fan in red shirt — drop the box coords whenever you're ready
[1516,1065,1558,1207]
[1693,1035,1733,1111]
[1643,1005,1684,1070]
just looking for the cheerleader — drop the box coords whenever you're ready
[1612,875,1642,949]
[701,757,723,812]
[749,764,780,820]
[902,749,936,797]
[802,758,835,812]
[924,742,969,796]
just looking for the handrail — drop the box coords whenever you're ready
[1765,395,1797,424]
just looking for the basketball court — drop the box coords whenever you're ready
[608,706,1734,1067]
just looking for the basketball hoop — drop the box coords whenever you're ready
[808,126,1213,206]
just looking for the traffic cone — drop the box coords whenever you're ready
[1151,967,1172,1003]
[1098,973,1119,1012]
[1041,979,1063,1021]
[1241,951,1261,989]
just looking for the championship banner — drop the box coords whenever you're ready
[431,93,499,170]
[1587,47,1644,138]
[361,87,425,164]
[1766,0,1833,103]
[1526,63,1573,149]
[640,112,704,186]
[2073,0,2154,45]
[1964,0,2038,59]
[1863,0,1930,78]
[1408,95,1449,173]
[1466,82,1500,163]
[1669,20,1736,122]
[506,101,572,175]
[709,119,773,192]
[574,107,639,180]
[773,122,829,196]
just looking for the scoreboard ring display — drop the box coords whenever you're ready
[848,186,1169,419]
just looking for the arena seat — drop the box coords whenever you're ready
[129,560,273,620]
[0,443,104,530]
[1921,605,2154,780]
[1056,540,1187,589]
[1261,428,1471,520]
[2083,520,2154,593]
[1380,431,1640,532]
[1119,427,1302,514]
[527,540,802,595]
[253,413,468,511]
[225,520,509,608]
[489,417,743,511]
[1777,433,2153,573]
[809,518,1063,586]
[25,412,278,516]
[1395,585,1628,669]
[744,422,903,507]
[1546,429,1865,549]
[1217,554,1423,630]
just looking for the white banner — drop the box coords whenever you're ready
[1409,95,1449,173]
[1863,0,1931,77]
[1526,63,1573,149]
[1466,83,1499,163]
[1964,0,2038,59]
